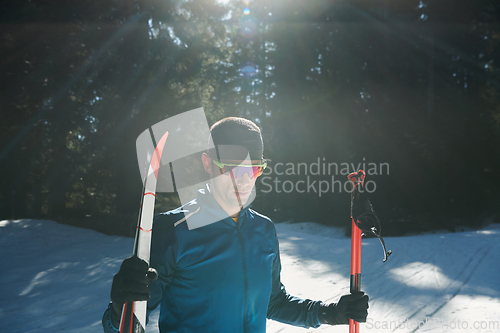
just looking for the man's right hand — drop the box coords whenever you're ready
[109,256,158,327]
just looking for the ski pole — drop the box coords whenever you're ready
[347,170,365,333]
[347,170,392,333]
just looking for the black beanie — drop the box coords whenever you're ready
[207,117,263,161]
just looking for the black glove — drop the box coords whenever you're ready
[319,291,369,325]
[109,256,158,327]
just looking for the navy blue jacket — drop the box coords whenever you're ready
[103,185,322,332]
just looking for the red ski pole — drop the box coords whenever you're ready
[347,170,365,333]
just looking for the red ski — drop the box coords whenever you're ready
[119,130,169,333]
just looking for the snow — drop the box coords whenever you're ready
[1,219,499,333]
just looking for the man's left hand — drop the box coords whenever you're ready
[319,291,369,325]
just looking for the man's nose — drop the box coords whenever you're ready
[236,172,252,186]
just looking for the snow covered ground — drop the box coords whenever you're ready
[1,219,499,333]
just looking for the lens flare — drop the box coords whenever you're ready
[240,63,257,78]
[240,15,257,38]
[243,7,250,15]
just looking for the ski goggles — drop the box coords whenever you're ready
[212,159,267,180]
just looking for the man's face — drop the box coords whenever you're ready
[201,153,261,216]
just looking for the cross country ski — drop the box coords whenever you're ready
[119,130,169,333]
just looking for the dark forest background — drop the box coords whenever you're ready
[1,0,499,237]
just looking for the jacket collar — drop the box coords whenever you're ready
[185,183,253,230]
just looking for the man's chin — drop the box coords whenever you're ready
[232,190,252,205]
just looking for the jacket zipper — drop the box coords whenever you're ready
[237,226,249,333]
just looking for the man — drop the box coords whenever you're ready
[102,117,369,332]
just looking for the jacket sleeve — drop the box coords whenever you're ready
[147,213,178,314]
[102,213,178,333]
[266,228,323,328]
[102,303,119,333]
